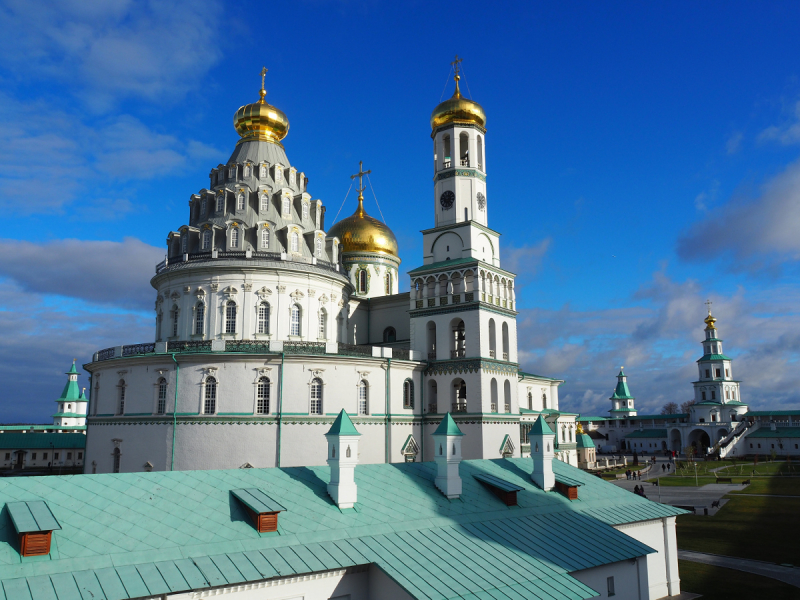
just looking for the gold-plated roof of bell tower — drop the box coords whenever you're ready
[430,55,486,130]
[233,67,290,146]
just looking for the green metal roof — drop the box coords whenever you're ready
[433,413,464,436]
[529,416,553,436]
[407,257,478,275]
[50,412,85,418]
[745,410,800,416]
[609,408,636,413]
[624,429,668,439]
[554,474,584,488]
[696,353,732,362]
[0,425,85,432]
[631,413,689,420]
[473,473,524,493]
[518,371,562,382]
[610,368,634,400]
[6,501,61,534]
[325,410,360,436]
[576,434,595,449]
[0,433,86,450]
[0,458,685,599]
[577,416,608,422]
[746,427,800,439]
[56,363,83,404]
[230,489,286,514]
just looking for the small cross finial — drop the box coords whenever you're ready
[451,54,462,79]
[260,67,268,90]
[705,299,713,314]
[350,160,372,195]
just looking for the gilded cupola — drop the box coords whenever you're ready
[430,57,486,130]
[233,67,290,145]
[704,310,717,331]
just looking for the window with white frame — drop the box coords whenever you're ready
[261,227,270,249]
[260,165,266,178]
[157,378,167,414]
[310,378,322,414]
[195,303,205,335]
[217,193,224,212]
[257,377,270,414]
[315,237,322,257]
[237,192,245,211]
[257,302,270,334]
[318,308,327,339]
[403,380,414,409]
[244,165,250,177]
[260,194,268,211]
[181,235,188,254]
[302,203,308,219]
[291,231,299,252]
[231,227,239,248]
[359,270,367,293]
[290,304,301,336]
[358,380,368,415]
[201,197,207,215]
[202,230,212,251]
[385,272,392,294]
[171,305,179,337]
[118,380,126,414]
[282,197,290,215]
[204,377,217,414]
[225,301,237,334]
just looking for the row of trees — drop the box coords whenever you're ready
[661,400,695,415]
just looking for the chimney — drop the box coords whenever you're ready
[529,415,555,491]
[325,409,361,509]
[432,413,464,499]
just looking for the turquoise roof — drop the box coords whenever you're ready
[56,375,82,404]
[0,458,685,599]
[473,473,524,493]
[325,410,360,436]
[0,425,85,432]
[529,415,553,436]
[576,433,595,449]
[433,413,464,436]
[610,369,634,400]
[696,353,732,362]
[632,413,689,420]
[624,429,668,439]
[745,410,800,416]
[746,427,800,439]
[577,416,608,422]
[0,433,86,450]
[230,489,286,514]
[6,501,61,534]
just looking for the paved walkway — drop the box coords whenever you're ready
[678,550,800,588]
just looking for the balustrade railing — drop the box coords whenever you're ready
[460,159,470,167]
[97,347,115,361]
[504,404,511,413]
[452,402,467,413]
[490,403,497,413]
[465,292,474,302]
[502,352,509,361]
[167,340,212,353]
[451,349,466,358]
[284,341,326,354]
[489,350,496,358]
[428,352,436,360]
[226,340,271,353]
[428,403,438,414]
[122,343,155,357]
[394,349,410,360]
[156,250,339,275]
[338,343,372,357]
[443,159,452,168]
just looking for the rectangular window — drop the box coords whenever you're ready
[42,453,47,460]
[260,194,268,211]
[195,304,205,336]
[78,452,83,459]
[67,452,72,460]
[4,453,10,460]
[711,390,716,400]
[716,368,721,378]
[31,453,36,460]
[725,369,730,377]
[54,453,60,460]
[257,380,270,414]
[705,369,710,378]
[607,576,615,597]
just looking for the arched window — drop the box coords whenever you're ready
[157,378,167,414]
[195,303,205,335]
[503,380,511,413]
[310,378,322,414]
[200,197,207,215]
[403,380,414,409]
[257,377,270,414]
[290,304,301,336]
[527,391,533,410]
[452,319,466,358]
[477,135,483,170]
[260,194,268,211]
[171,305,179,337]
[359,270,367,293]
[442,135,451,168]
[257,302,270,334]
[225,301,237,334]
[358,380,368,415]
[459,132,469,166]
[204,377,217,414]
[237,193,245,211]
[561,427,566,443]
[260,165,266,178]
[231,227,239,248]
[542,393,547,409]
[385,272,392,294]
[112,448,121,474]
[261,227,270,249]
[117,380,126,415]
[383,327,396,343]
[490,378,498,412]
[243,165,250,177]
[202,230,212,251]
[318,308,327,339]
[488,319,496,358]
[732,390,736,400]
[216,193,224,212]
[502,322,509,360]
[156,311,163,340]
[302,203,309,219]
[181,235,188,254]
[291,231,299,252]
[282,197,290,215]
[315,237,322,257]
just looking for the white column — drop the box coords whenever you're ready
[662,516,680,596]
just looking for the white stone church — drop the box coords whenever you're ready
[83,67,578,474]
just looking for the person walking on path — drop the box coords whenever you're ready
[662,463,666,473]
[637,470,642,480]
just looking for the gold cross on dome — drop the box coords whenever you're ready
[705,298,713,314]
[260,67,268,90]
[350,160,371,194]
[451,54,462,78]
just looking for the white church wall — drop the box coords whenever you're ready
[368,564,415,600]
[612,518,679,599]
[367,293,411,345]
[570,557,648,600]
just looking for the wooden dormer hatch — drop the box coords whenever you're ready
[554,474,583,500]
[231,489,286,533]
[473,473,524,506]
[6,500,62,557]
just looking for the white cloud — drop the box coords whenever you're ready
[0,237,163,310]
[758,100,800,146]
[502,238,551,280]
[0,0,223,108]
[726,131,743,154]
[677,158,800,269]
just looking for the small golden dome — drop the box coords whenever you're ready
[233,68,289,145]
[328,194,399,257]
[704,312,717,330]
[430,75,486,130]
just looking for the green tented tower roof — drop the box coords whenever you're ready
[610,367,634,400]
[433,413,464,436]
[56,362,84,403]
[576,433,595,449]
[325,409,360,436]
[529,415,554,436]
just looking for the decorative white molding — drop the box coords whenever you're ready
[210,283,219,292]
[242,283,253,292]
[308,288,316,297]
[277,285,286,294]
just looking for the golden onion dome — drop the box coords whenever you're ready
[328,193,399,257]
[430,74,486,130]
[233,68,289,145]
[704,311,717,330]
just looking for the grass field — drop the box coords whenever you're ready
[656,475,748,487]
[677,494,800,565]
[729,477,800,496]
[678,560,799,599]
[716,461,800,476]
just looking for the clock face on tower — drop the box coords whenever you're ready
[476,192,486,210]
[440,190,455,210]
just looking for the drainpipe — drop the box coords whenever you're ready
[385,358,391,463]
[277,352,285,467]
[170,353,179,471]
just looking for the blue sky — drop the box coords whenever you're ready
[1,0,799,422]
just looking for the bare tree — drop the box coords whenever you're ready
[680,399,696,414]
[661,402,679,415]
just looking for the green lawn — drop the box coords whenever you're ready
[678,560,799,600]
[677,494,800,564]
[729,477,800,496]
[657,476,741,487]
[716,461,800,476]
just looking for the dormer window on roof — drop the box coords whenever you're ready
[473,473,523,506]
[6,500,62,556]
[231,489,286,533]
